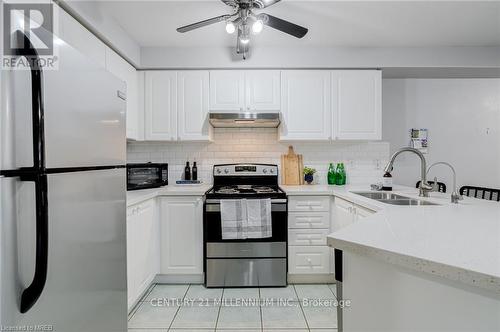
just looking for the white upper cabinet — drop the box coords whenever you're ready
[177,71,211,141]
[209,71,245,111]
[209,70,280,112]
[332,70,382,140]
[280,70,332,140]
[245,70,281,111]
[145,71,177,141]
[105,47,143,140]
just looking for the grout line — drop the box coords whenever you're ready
[259,287,263,332]
[328,283,337,300]
[294,284,311,332]
[167,284,191,331]
[215,288,224,330]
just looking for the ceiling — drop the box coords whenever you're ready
[98,0,500,48]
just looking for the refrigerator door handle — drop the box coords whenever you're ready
[12,31,49,313]
[17,30,46,172]
[19,174,49,313]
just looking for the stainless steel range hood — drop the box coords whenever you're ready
[209,112,281,128]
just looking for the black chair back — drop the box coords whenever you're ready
[459,186,500,202]
[416,181,447,193]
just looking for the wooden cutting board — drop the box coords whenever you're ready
[281,146,304,185]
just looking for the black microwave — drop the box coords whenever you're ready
[127,163,168,191]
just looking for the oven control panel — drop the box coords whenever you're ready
[214,164,278,176]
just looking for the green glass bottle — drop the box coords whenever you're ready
[335,163,347,185]
[327,163,336,185]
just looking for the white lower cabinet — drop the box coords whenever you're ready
[288,196,332,276]
[289,246,331,274]
[127,198,159,310]
[159,196,204,274]
[332,196,376,231]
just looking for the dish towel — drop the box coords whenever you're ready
[220,199,248,240]
[246,198,272,239]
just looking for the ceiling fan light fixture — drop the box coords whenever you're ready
[225,21,236,34]
[252,20,263,34]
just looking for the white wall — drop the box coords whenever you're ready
[382,78,500,190]
[140,46,500,69]
[128,128,390,185]
[60,0,141,66]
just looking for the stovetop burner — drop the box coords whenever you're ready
[213,185,280,195]
[207,163,286,200]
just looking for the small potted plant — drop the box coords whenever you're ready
[303,167,316,184]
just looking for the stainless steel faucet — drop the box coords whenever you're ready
[427,162,462,203]
[384,147,433,197]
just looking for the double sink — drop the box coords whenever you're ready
[354,192,439,206]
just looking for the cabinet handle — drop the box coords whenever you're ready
[177,136,180,141]
[307,258,312,264]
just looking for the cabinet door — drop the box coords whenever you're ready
[289,246,331,274]
[209,71,245,111]
[145,71,177,140]
[177,71,210,141]
[135,200,156,294]
[332,197,355,231]
[245,70,280,111]
[354,204,376,221]
[126,206,139,309]
[105,47,142,140]
[160,197,203,274]
[332,70,382,140]
[280,71,332,140]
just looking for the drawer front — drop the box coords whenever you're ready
[288,196,330,212]
[288,212,330,229]
[288,229,329,246]
[288,246,331,274]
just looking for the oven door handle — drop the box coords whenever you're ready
[205,201,287,212]
[205,199,287,204]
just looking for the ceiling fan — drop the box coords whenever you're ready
[176,0,308,59]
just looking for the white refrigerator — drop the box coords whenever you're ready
[0,32,127,331]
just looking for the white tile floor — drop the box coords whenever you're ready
[128,283,338,332]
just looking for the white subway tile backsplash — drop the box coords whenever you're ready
[127,128,390,185]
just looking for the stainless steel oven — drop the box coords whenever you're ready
[127,163,168,190]
[203,164,288,287]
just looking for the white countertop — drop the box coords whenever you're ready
[300,184,500,293]
[127,184,212,206]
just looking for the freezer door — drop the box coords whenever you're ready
[43,42,126,168]
[0,169,127,331]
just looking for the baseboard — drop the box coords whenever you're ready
[154,274,204,284]
[128,281,155,314]
[288,274,336,284]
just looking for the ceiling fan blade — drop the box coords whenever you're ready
[177,15,232,33]
[258,13,308,38]
[253,0,282,9]
[221,0,238,7]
